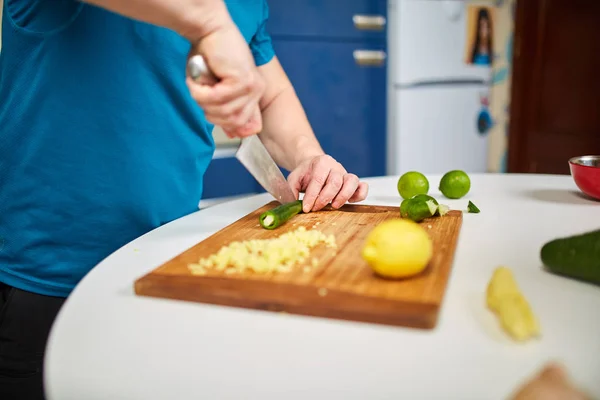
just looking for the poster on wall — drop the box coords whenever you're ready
[464,5,496,66]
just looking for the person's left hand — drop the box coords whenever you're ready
[287,155,369,213]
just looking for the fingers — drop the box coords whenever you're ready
[292,155,368,212]
[186,77,264,137]
[349,182,369,203]
[301,159,331,213]
[186,76,256,106]
[312,169,345,211]
[331,174,360,209]
[200,94,252,124]
[185,26,266,138]
[220,103,262,138]
[287,167,306,200]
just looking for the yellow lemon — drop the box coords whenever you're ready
[361,218,433,279]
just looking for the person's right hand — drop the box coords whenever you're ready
[509,363,590,400]
[185,21,265,138]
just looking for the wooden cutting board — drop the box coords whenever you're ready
[134,202,463,329]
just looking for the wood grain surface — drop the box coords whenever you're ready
[134,201,463,329]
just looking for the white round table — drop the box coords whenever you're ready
[44,173,600,400]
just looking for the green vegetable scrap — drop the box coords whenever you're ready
[467,201,480,213]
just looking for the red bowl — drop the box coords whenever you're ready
[569,155,600,200]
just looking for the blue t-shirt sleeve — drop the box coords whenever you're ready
[249,0,275,66]
[5,0,82,35]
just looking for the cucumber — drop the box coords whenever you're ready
[467,200,480,213]
[540,229,600,285]
[259,200,303,230]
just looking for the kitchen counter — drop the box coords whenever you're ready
[44,173,600,400]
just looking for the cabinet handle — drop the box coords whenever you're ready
[353,50,386,66]
[353,14,386,31]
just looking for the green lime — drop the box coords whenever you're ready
[439,170,471,199]
[407,199,438,222]
[400,198,411,218]
[411,194,438,206]
[400,194,439,222]
[397,171,429,200]
[401,197,438,222]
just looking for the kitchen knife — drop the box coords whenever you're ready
[187,55,297,204]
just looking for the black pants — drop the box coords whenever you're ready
[0,282,66,400]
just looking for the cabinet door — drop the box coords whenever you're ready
[267,0,387,41]
[508,0,600,174]
[272,39,387,178]
[201,157,260,199]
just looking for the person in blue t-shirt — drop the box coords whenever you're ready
[0,0,368,398]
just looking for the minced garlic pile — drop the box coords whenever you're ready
[188,226,337,275]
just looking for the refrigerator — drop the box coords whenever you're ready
[387,0,494,175]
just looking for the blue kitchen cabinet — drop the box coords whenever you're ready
[266,0,387,41]
[271,38,387,179]
[201,157,261,199]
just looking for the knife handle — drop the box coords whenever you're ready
[187,55,219,86]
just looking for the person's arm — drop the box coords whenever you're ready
[256,57,324,171]
[78,0,229,40]
[256,57,368,212]
[81,0,266,137]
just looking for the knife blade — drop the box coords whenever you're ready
[187,55,297,204]
[234,134,297,204]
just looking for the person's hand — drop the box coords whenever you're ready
[509,363,590,400]
[287,155,368,213]
[185,23,265,138]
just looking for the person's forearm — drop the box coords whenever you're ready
[257,61,325,171]
[258,86,325,171]
[79,0,232,40]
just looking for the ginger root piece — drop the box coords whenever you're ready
[486,266,541,341]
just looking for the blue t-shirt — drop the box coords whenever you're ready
[0,0,275,297]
